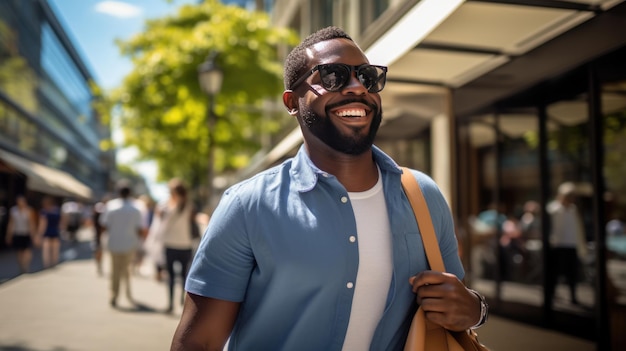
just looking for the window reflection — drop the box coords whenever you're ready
[546,94,594,315]
[602,79,626,350]
[465,112,547,312]
[0,19,38,114]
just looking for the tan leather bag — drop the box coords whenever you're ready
[401,168,489,351]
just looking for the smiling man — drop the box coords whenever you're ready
[171,26,486,351]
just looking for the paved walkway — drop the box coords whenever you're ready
[0,229,183,351]
[0,228,596,351]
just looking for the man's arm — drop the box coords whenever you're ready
[171,293,240,351]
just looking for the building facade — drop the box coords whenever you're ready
[0,0,112,245]
[233,0,626,349]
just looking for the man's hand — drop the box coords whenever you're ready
[409,271,481,331]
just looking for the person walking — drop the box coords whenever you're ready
[5,195,37,273]
[91,196,109,276]
[38,196,63,268]
[154,178,197,313]
[547,182,588,306]
[99,180,144,308]
[171,26,487,351]
[61,198,84,244]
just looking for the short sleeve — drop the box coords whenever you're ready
[185,190,256,302]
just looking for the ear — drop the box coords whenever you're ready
[282,90,299,116]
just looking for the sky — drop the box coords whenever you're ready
[48,0,197,201]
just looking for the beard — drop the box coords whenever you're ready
[301,101,382,155]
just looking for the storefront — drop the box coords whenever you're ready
[455,38,626,351]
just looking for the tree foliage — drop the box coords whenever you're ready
[113,0,298,187]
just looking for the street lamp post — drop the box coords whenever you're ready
[197,52,223,210]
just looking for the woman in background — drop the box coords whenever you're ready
[156,178,197,313]
[5,195,37,273]
[38,196,64,268]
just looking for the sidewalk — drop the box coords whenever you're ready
[0,229,596,351]
[478,314,594,351]
[0,232,183,351]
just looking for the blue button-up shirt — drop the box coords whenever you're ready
[186,145,464,351]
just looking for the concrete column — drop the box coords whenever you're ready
[430,89,457,216]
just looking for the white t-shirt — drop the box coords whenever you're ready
[548,200,580,247]
[342,168,393,351]
[10,206,31,235]
[159,201,194,250]
[99,198,142,253]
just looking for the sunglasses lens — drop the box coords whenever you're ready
[315,64,387,93]
[319,65,350,92]
[358,65,386,93]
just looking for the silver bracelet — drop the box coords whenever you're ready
[468,289,488,330]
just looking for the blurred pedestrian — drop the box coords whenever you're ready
[61,197,84,243]
[5,195,37,273]
[144,206,166,282]
[139,194,156,229]
[155,178,197,313]
[132,194,154,275]
[38,196,63,268]
[547,182,587,305]
[99,179,144,308]
[520,200,541,241]
[520,200,542,283]
[92,196,109,276]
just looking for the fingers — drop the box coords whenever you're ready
[408,270,457,293]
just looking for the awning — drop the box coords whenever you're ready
[0,149,93,200]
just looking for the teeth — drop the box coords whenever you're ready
[336,109,366,117]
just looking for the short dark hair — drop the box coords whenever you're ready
[283,26,355,90]
[116,179,132,198]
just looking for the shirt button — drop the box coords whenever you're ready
[349,236,356,243]
[341,196,348,203]
[347,282,354,289]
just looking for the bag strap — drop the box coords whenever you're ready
[401,167,489,351]
[400,167,445,272]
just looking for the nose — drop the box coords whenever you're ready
[341,72,368,95]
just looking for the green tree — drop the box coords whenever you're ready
[114,0,298,191]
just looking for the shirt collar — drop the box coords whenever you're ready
[290,144,402,192]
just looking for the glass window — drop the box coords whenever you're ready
[0,19,38,115]
[545,92,594,317]
[461,115,502,301]
[459,78,596,330]
[599,56,626,351]
[17,118,36,152]
[40,23,93,130]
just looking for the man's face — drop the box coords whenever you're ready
[293,39,383,155]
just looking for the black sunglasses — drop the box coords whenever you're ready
[291,63,388,93]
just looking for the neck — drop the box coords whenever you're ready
[305,143,378,192]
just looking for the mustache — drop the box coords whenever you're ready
[326,98,378,112]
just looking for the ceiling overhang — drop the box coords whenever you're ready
[362,0,625,124]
